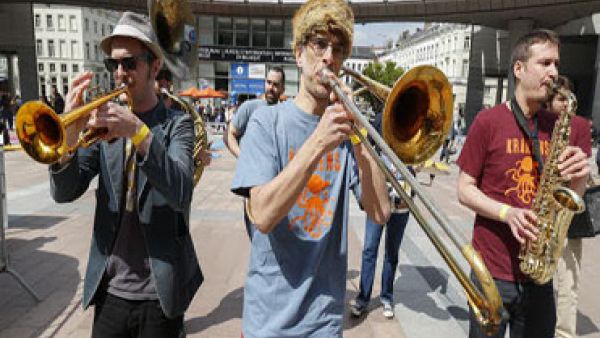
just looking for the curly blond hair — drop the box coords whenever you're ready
[292,0,354,60]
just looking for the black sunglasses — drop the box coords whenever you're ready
[104,54,150,72]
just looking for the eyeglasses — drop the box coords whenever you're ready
[103,54,150,72]
[307,36,345,57]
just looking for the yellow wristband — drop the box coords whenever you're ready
[498,204,510,222]
[350,127,368,145]
[131,124,150,147]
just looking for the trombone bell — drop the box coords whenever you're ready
[383,66,453,165]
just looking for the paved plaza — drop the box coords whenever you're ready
[0,134,599,338]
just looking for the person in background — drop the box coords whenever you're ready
[51,85,65,114]
[224,66,285,158]
[546,75,589,338]
[349,111,412,320]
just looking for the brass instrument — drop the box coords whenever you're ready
[160,88,208,185]
[329,65,505,335]
[150,0,208,185]
[16,86,129,164]
[519,82,585,284]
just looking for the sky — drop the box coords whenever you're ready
[353,22,424,47]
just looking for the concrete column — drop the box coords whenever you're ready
[0,3,38,101]
[506,19,534,99]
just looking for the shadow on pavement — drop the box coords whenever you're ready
[185,287,244,334]
[396,264,468,321]
[0,236,80,337]
[8,215,67,230]
[577,310,599,336]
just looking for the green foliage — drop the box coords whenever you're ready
[354,60,404,113]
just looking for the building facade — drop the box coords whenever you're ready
[33,4,120,99]
[196,15,300,103]
[380,23,507,118]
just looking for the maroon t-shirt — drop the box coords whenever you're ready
[457,103,591,282]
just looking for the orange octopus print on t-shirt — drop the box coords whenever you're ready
[287,148,341,239]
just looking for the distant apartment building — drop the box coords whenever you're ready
[343,46,376,87]
[380,23,507,117]
[33,4,120,99]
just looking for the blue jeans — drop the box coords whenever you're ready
[356,212,409,306]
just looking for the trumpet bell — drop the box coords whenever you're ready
[16,101,66,164]
[383,65,453,165]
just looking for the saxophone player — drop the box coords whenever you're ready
[49,12,202,337]
[456,29,591,338]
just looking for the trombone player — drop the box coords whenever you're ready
[49,12,201,337]
[231,0,389,337]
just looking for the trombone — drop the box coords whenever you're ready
[330,65,505,335]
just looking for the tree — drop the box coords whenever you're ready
[354,60,404,113]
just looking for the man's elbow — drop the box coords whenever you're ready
[457,186,469,207]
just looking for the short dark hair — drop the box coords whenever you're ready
[268,66,285,84]
[157,68,173,82]
[511,29,560,73]
[547,75,574,103]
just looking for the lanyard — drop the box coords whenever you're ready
[510,99,544,173]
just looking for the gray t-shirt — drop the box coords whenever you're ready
[231,100,360,338]
[231,99,268,138]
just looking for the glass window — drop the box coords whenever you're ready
[102,23,105,36]
[85,42,90,59]
[234,18,249,47]
[464,36,470,50]
[61,63,67,72]
[58,15,66,30]
[49,63,56,72]
[216,17,233,46]
[63,77,69,95]
[84,18,89,32]
[94,21,98,34]
[48,40,55,57]
[252,19,266,48]
[269,32,284,48]
[35,14,41,28]
[36,39,43,56]
[70,16,77,31]
[60,40,67,58]
[71,41,79,59]
[51,76,57,85]
[38,63,44,72]
[46,15,54,29]
[72,64,79,73]
[94,44,98,61]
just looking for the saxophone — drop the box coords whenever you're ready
[161,89,208,186]
[518,82,586,285]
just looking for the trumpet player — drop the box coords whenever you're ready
[230,0,389,337]
[457,29,590,338]
[49,12,201,337]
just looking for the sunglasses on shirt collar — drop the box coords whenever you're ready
[104,53,152,72]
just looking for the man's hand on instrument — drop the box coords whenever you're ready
[558,146,590,181]
[88,101,141,141]
[312,103,353,154]
[64,72,93,113]
[505,207,539,244]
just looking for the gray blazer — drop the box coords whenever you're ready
[49,101,203,318]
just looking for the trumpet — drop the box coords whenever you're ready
[327,65,505,335]
[15,86,129,164]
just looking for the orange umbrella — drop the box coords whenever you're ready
[179,87,203,97]
[196,87,226,99]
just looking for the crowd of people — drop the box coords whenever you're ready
[5,1,597,337]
